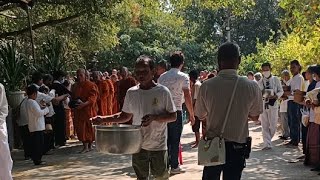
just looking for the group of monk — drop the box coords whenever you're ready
[71,67,137,153]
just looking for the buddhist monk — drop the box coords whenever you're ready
[92,71,109,116]
[111,74,120,113]
[72,69,98,153]
[118,67,137,109]
[105,76,115,115]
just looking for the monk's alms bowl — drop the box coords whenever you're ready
[95,124,142,155]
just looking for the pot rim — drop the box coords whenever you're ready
[95,124,141,131]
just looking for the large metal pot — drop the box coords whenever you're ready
[95,124,142,155]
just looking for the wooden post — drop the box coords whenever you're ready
[26,6,35,63]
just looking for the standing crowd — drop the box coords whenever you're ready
[1,41,320,180]
[246,60,320,176]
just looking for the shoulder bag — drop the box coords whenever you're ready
[198,77,239,166]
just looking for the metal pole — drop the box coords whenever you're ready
[27,7,35,63]
[227,15,231,42]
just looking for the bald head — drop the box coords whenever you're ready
[77,68,86,82]
[92,71,102,82]
[120,67,129,79]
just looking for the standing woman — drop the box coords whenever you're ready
[286,60,305,147]
[305,65,320,167]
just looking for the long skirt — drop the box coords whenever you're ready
[65,108,74,139]
[305,122,320,166]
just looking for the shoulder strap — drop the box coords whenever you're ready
[220,77,240,136]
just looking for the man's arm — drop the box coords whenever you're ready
[92,111,133,124]
[0,84,8,121]
[249,83,263,121]
[183,88,195,125]
[141,112,177,126]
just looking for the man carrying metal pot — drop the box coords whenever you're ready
[92,55,177,180]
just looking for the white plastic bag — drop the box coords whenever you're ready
[301,107,310,127]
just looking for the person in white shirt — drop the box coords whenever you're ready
[258,63,284,150]
[92,55,177,180]
[26,85,50,165]
[189,70,202,148]
[17,96,32,160]
[0,83,13,180]
[158,51,195,174]
[286,60,305,147]
[279,70,291,140]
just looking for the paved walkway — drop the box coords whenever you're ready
[12,122,320,180]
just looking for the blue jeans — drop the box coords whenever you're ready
[287,100,301,144]
[167,111,182,169]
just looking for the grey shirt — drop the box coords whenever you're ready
[195,69,263,143]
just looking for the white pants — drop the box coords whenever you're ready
[261,105,278,148]
[0,122,13,180]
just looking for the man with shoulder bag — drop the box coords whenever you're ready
[195,42,263,180]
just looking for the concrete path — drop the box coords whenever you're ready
[12,122,320,180]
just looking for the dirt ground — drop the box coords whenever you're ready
[12,122,320,180]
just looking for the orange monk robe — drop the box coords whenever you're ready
[105,79,114,115]
[95,80,109,116]
[118,77,137,109]
[72,81,98,143]
[112,81,120,114]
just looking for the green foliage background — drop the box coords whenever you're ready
[0,0,319,79]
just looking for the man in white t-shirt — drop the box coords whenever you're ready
[158,51,195,174]
[257,63,283,150]
[92,55,177,180]
[287,60,305,147]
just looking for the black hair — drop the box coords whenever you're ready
[309,65,320,77]
[157,60,168,70]
[136,55,155,70]
[53,70,67,80]
[43,74,53,82]
[290,60,302,72]
[170,51,184,68]
[63,79,70,87]
[38,86,49,94]
[26,85,38,96]
[189,70,199,80]
[217,42,240,62]
[302,72,307,80]
[31,72,43,84]
[247,71,254,76]
[261,62,271,68]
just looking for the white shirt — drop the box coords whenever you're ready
[18,97,28,126]
[193,80,201,100]
[26,99,49,132]
[158,68,190,111]
[0,83,13,180]
[195,70,263,143]
[280,80,291,112]
[122,84,176,151]
[288,74,305,100]
[309,82,320,122]
[257,75,284,108]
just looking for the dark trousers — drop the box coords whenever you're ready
[30,131,44,164]
[53,110,66,146]
[288,101,301,144]
[301,123,308,154]
[202,142,246,180]
[43,131,53,154]
[19,125,31,158]
[167,111,183,169]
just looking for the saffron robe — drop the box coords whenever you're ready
[72,81,98,142]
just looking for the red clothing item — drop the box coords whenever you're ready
[72,81,98,143]
[118,77,137,109]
